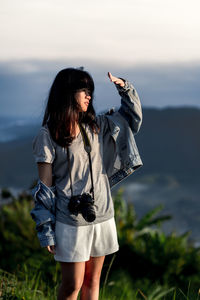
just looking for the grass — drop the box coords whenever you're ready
[0,268,58,300]
[1,267,200,300]
[1,190,200,299]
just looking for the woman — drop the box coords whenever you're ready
[31,68,143,300]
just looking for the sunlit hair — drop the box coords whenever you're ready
[42,68,99,147]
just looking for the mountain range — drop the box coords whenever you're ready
[0,107,199,243]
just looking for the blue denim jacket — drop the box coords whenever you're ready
[30,80,143,247]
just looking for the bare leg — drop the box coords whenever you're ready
[80,256,105,300]
[57,261,85,300]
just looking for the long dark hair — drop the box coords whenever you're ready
[42,68,99,147]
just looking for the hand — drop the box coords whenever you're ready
[46,245,56,254]
[107,72,125,87]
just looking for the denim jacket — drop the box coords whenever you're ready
[30,79,143,247]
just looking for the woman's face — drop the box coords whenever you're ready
[75,88,92,112]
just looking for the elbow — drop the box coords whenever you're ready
[131,112,143,135]
[31,180,57,213]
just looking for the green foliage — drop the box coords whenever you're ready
[114,188,172,243]
[0,268,58,300]
[0,191,60,289]
[113,188,200,291]
[1,268,200,300]
[1,187,200,299]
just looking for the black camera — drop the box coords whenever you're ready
[68,193,96,222]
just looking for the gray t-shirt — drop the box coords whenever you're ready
[32,119,115,226]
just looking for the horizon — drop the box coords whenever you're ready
[0,105,200,125]
[1,0,200,118]
[1,60,200,118]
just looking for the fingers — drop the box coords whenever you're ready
[108,72,117,83]
[46,245,56,254]
[108,71,113,81]
[107,72,125,87]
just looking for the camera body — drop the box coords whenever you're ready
[68,193,96,222]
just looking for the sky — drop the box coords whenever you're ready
[1,0,200,118]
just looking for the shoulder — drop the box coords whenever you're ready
[33,125,55,150]
[32,125,56,163]
[37,124,50,135]
[96,108,115,125]
[33,125,53,142]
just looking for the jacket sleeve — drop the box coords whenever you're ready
[117,79,142,135]
[96,79,142,136]
[30,180,56,247]
[96,79,143,186]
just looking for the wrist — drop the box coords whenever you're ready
[119,78,125,87]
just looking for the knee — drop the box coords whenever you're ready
[60,278,83,295]
[83,274,100,289]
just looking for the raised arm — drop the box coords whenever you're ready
[94,72,143,187]
[108,72,142,135]
[108,72,125,87]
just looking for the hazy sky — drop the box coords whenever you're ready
[1,0,200,65]
[1,0,200,117]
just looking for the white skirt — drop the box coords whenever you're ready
[54,217,119,262]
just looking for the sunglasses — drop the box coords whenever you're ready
[75,88,92,97]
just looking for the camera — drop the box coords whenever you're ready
[68,193,96,222]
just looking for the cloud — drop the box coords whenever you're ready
[1,0,200,64]
[0,59,200,119]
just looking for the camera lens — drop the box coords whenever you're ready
[68,193,96,222]
[82,206,96,222]
[81,193,96,222]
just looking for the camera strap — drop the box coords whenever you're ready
[66,123,95,200]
